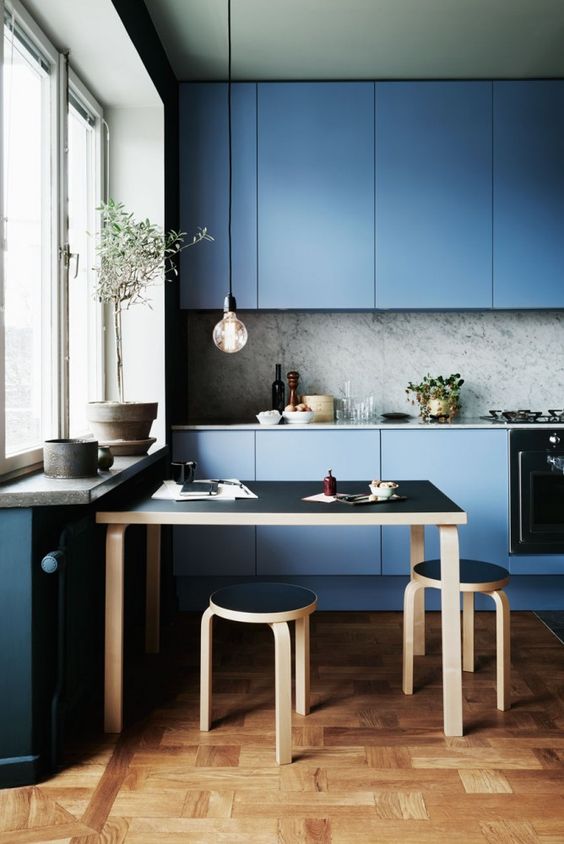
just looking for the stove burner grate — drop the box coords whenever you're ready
[480,409,564,424]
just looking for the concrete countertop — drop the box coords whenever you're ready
[173,419,564,431]
[0,445,168,508]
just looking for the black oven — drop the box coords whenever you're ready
[510,429,564,554]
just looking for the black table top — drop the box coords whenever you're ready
[96,480,466,526]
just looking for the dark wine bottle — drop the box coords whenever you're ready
[272,363,285,413]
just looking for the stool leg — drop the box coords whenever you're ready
[295,615,311,716]
[410,525,426,655]
[463,592,475,673]
[271,621,293,765]
[403,579,424,695]
[200,607,215,731]
[491,590,511,711]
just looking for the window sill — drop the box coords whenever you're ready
[0,445,168,508]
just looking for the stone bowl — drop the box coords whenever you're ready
[43,439,99,479]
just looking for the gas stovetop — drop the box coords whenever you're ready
[480,410,564,424]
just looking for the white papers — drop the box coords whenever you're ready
[302,493,336,503]
[151,480,257,502]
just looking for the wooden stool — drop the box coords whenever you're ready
[200,582,317,765]
[403,558,511,711]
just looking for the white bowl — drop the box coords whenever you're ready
[369,482,399,499]
[256,410,282,425]
[282,410,315,424]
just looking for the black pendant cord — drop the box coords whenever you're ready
[227,0,233,302]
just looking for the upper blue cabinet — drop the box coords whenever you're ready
[376,82,493,309]
[493,81,564,309]
[257,83,375,309]
[179,83,257,309]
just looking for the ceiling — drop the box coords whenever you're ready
[24,0,161,107]
[143,0,564,81]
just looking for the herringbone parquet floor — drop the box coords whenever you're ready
[2,611,564,843]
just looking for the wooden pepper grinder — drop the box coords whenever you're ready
[287,370,300,407]
[323,469,337,496]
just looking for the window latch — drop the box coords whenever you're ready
[59,243,80,278]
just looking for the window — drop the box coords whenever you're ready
[68,81,103,437]
[0,1,103,475]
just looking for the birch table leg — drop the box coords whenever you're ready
[271,621,292,765]
[104,524,128,733]
[439,524,463,737]
[145,524,161,654]
[295,615,310,716]
[410,524,426,656]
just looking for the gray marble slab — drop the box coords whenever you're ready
[173,420,564,431]
[186,310,564,423]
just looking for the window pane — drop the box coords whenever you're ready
[68,102,95,437]
[3,27,50,455]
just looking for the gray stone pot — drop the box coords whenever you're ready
[86,401,158,451]
[43,439,99,479]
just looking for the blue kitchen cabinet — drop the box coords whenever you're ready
[376,82,493,309]
[257,82,375,309]
[179,83,257,309]
[255,429,381,575]
[493,81,564,308]
[172,431,256,576]
[381,429,508,574]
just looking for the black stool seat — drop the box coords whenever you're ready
[414,558,509,585]
[211,582,317,615]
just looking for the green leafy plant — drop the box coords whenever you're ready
[93,199,212,402]
[405,373,464,422]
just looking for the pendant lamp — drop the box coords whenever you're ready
[213,0,248,354]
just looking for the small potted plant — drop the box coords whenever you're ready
[86,199,212,453]
[405,373,464,422]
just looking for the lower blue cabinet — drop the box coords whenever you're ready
[255,429,381,575]
[381,429,509,574]
[172,431,256,576]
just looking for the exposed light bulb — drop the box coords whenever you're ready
[213,296,248,354]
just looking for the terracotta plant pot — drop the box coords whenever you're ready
[86,401,158,455]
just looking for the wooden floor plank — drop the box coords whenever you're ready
[6,611,564,843]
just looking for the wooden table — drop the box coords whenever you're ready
[96,480,467,736]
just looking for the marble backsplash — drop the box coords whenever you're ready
[186,311,564,422]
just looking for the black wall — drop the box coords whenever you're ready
[110,0,185,436]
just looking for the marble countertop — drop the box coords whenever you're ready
[173,419,564,431]
[0,445,168,508]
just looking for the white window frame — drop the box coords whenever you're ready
[67,68,105,429]
[0,0,104,477]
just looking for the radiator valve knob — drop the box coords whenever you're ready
[41,550,64,574]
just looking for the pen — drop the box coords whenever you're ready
[210,479,245,489]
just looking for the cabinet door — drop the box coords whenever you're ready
[376,82,492,309]
[179,83,257,309]
[172,431,255,576]
[258,83,375,309]
[381,429,508,574]
[256,430,381,575]
[493,81,564,308]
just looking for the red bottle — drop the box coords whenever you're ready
[323,469,337,496]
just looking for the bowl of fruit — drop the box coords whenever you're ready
[282,403,315,424]
[369,480,399,499]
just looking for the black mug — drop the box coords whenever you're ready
[171,460,197,485]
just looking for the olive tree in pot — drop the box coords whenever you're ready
[86,199,212,454]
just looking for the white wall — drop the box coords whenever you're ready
[106,105,166,444]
